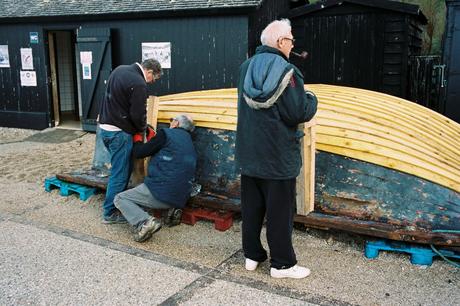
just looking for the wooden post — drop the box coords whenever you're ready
[130,96,160,185]
[146,96,160,129]
[144,96,160,174]
[296,118,317,216]
[48,33,60,126]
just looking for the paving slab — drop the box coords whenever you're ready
[0,221,201,305]
[180,279,314,306]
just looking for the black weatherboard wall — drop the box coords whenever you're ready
[0,0,291,131]
[0,23,50,129]
[443,0,460,123]
[286,0,427,99]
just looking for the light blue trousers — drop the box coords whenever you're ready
[114,183,172,227]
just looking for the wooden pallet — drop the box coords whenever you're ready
[181,207,233,231]
[44,176,98,201]
[365,240,460,266]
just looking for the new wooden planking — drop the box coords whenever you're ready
[317,101,460,160]
[156,85,460,193]
[317,116,460,171]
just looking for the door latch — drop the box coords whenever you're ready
[433,64,447,88]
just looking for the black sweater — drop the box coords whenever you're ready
[99,63,147,134]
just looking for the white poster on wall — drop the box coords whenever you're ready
[141,42,171,69]
[20,71,37,86]
[80,51,92,64]
[0,45,10,68]
[21,48,34,70]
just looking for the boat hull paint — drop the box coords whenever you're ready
[315,152,460,231]
[188,125,459,234]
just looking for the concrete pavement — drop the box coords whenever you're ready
[0,214,322,306]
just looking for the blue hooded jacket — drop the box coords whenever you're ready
[236,45,317,179]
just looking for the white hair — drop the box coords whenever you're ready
[260,19,292,48]
[176,114,195,132]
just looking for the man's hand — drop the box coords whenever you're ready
[146,124,156,141]
[133,133,143,143]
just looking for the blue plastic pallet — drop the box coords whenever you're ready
[365,240,460,266]
[44,176,97,201]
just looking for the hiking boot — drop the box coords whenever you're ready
[245,258,260,271]
[162,208,183,227]
[102,213,127,224]
[133,217,162,242]
[270,265,311,279]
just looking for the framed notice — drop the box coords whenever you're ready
[142,42,171,69]
[80,51,92,64]
[0,45,10,68]
[20,71,37,86]
[21,48,34,70]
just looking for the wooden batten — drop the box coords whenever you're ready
[147,96,160,129]
[143,96,160,174]
[48,33,60,126]
[131,96,161,184]
[296,119,317,215]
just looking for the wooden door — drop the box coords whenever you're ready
[76,27,112,132]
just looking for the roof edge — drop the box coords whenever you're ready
[285,0,428,24]
[0,4,259,22]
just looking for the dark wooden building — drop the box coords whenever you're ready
[443,0,460,123]
[285,0,427,99]
[0,0,292,131]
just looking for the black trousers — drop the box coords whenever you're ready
[241,175,297,269]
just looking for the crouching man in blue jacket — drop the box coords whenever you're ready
[114,114,197,242]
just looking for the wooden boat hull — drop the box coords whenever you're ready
[156,85,460,246]
[62,85,459,246]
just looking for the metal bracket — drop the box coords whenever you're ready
[433,64,447,88]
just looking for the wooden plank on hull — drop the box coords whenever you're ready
[296,119,317,215]
[317,114,460,168]
[317,126,460,175]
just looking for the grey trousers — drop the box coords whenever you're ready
[114,183,172,227]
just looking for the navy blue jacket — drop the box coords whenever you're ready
[134,128,197,208]
[99,64,147,134]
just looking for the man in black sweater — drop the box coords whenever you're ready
[98,59,162,224]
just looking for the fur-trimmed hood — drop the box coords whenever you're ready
[243,46,293,109]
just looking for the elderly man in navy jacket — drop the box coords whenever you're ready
[236,19,317,279]
[114,114,197,242]
[98,59,162,224]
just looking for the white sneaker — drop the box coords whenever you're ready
[270,265,311,279]
[245,258,259,271]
